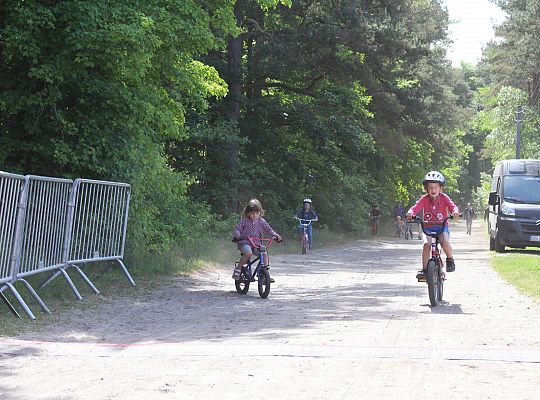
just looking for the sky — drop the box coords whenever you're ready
[444,0,507,66]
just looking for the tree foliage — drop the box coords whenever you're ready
[0,0,236,250]
[173,0,472,229]
[1,0,477,252]
[485,0,540,110]
[476,1,540,175]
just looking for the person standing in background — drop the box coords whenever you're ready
[463,202,476,235]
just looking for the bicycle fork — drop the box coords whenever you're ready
[431,242,445,279]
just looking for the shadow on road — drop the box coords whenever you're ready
[418,302,474,315]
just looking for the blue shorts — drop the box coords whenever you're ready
[424,225,450,236]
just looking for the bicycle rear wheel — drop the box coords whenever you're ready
[426,260,440,306]
[235,269,250,294]
[258,268,271,298]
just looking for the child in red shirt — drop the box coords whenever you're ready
[406,171,459,279]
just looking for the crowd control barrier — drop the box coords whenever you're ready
[0,173,134,320]
[41,179,135,299]
[0,172,28,318]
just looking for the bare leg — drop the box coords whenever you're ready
[238,252,252,268]
[422,242,430,269]
[440,232,453,258]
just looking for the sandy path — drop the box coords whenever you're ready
[1,221,539,399]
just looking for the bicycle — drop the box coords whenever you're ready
[411,215,455,306]
[394,219,404,237]
[232,236,280,298]
[404,221,414,240]
[295,217,317,254]
[370,215,380,235]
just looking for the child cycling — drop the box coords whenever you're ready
[369,205,381,235]
[405,171,459,280]
[294,198,319,249]
[394,216,404,237]
[232,198,282,280]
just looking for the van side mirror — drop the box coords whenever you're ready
[488,192,499,206]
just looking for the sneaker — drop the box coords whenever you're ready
[232,268,241,280]
[416,268,426,280]
[446,258,455,272]
[270,277,275,283]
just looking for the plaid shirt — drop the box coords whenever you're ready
[233,217,278,249]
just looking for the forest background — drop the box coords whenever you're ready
[1,0,540,270]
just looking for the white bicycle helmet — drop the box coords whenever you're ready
[422,171,445,186]
[303,198,312,204]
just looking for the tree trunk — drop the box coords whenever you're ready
[225,1,244,212]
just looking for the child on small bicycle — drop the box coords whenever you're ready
[369,205,381,235]
[232,198,282,280]
[294,198,319,249]
[405,171,459,279]
[394,216,404,237]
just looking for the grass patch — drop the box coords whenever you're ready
[491,250,540,302]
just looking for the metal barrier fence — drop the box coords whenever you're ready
[41,179,135,299]
[0,173,135,319]
[0,172,27,317]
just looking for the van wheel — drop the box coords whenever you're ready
[494,233,506,253]
[489,236,495,251]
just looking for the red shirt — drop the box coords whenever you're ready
[407,193,459,224]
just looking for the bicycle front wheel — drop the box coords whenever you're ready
[301,233,308,254]
[258,268,271,298]
[437,259,444,301]
[426,260,440,306]
[235,269,250,294]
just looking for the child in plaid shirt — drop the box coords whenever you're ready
[232,199,282,280]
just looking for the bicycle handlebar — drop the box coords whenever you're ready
[232,236,282,248]
[294,217,318,224]
[408,214,461,237]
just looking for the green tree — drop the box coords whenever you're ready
[486,0,540,110]
[0,0,236,250]
[174,0,471,230]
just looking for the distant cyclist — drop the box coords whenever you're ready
[294,198,319,249]
[369,205,381,235]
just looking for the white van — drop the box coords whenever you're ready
[488,159,540,252]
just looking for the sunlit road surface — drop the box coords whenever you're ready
[1,221,539,399]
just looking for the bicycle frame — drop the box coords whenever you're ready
[240,237,273,278]
[233,236,277,298]
[296,218,315,254]
[414,215,451,264]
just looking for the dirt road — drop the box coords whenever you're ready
[1,221,540,399]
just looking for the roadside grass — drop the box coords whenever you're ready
[480,222,540,302]
[0,228,356,335]
[491,250,540,302]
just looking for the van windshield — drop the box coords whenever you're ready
[503,176,540,204]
